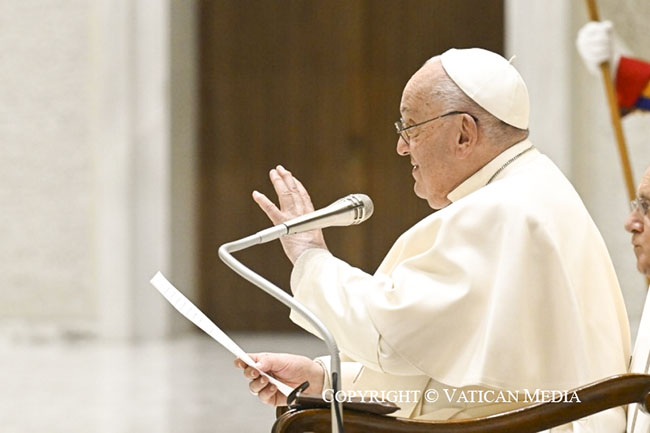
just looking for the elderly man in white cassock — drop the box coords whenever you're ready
[624,167,650,433]
[235,48,631,431]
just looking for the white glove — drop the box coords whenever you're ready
[576,20,619,75]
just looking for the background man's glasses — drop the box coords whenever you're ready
[394,111,477,144]
[630,197,650,217]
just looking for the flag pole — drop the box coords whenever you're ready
[584,0,636,202]
[584,0,649,288]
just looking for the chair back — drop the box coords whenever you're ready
[629,290,650,433]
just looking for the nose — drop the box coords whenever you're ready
[624,210,644,234]
[396,136,409,156]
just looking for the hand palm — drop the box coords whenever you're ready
[252,165,328,264]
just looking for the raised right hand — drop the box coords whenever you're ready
[253,165,328,264]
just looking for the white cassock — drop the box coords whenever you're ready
[628,289,650,433]
[289,139,631,432]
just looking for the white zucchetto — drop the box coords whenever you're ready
[440,48,530,129]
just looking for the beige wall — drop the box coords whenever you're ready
[0,0,197,339]
[0,1,95,332]
[601,0,650,60]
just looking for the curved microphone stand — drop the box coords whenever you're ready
[218,225,345,433]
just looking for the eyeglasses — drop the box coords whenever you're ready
[630,197,650,217]
[394,111,477,144]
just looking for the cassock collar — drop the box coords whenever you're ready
[447,139,535,203]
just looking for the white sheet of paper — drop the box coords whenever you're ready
[150,271,293,396]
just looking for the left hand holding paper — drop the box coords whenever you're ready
[150,272,293,396]
[235,352,326,406]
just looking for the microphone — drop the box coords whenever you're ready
[223,193,374,251]
[284,193,374,235]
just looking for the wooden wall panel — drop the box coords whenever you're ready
[199,0,504,331]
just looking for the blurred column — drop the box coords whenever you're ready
[169,0,198,336]
[90,0,197,339]
[505,0,572,175]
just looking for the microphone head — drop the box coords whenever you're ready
[284,193,375,235]
[345,193,374,224]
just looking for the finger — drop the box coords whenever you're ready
[243,365,261,380]
[259,384,278,405]
[269,168,297,211]
[255,352,291,376]
[293,178,316,213]
[252,190,283,225]
[236,353,263,371]
[276,165,299,196]
[277,165,307,214]
[249,376,270,394]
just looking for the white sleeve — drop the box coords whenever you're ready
[289,249,423,375]
[314,355,364,391]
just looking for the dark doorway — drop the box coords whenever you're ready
[199,0,504,331]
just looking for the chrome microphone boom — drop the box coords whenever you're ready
[217,193,374,433]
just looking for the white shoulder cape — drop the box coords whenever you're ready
[290,142,630,393]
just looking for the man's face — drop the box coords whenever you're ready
[625,167,650,276]
[396,60,463,210]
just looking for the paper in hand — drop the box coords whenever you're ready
[150,271,293,396]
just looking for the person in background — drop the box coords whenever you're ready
[622,166,650,433]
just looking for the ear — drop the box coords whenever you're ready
[455,114,478,159]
